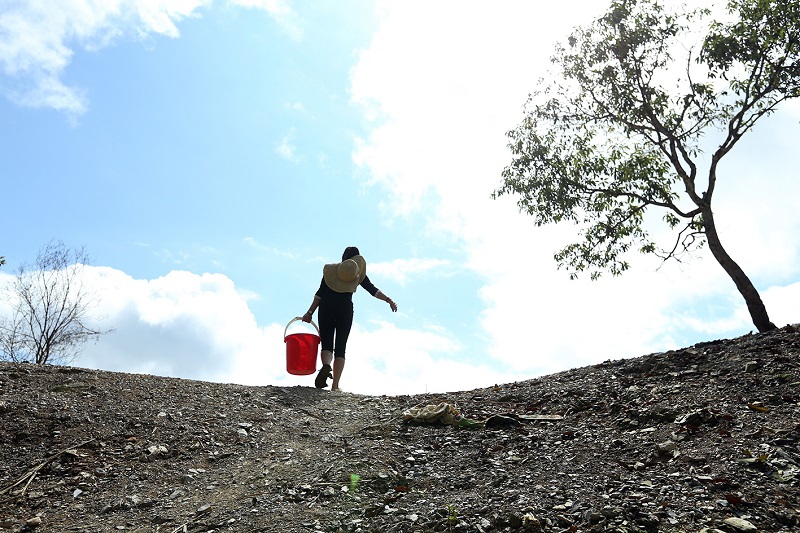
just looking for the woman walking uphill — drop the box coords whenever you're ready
[302,246,397,391]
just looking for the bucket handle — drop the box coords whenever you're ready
[284,317,320,341]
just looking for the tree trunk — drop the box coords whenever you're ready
[702,207,776,333]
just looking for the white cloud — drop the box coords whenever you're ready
[0,0,301,115]
[3,266,494,395]
[763,282,800,328]
[343,320,517,395]
[284,100,306,112]
[243,237,299,259]
[75,267,258,380]
[2,261,793,399]
[350,0,800,376]
[230,0,302,40]
[351,1,607,219]
[275,129,299,161]
[368,258,450,286]
[0,0,207,114]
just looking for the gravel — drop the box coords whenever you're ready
[1,325,799,532]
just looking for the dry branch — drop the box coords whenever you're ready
[0,438,96,497]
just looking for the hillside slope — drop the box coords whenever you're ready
[1,326,800,532]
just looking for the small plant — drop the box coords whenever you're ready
[349,473,360,494]
[447,503,457,531]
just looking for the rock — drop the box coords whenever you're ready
[637,513,660,528]
[169,488,187,499]
[508,513,523,528]
[485,414,521,428]
[723,517,757,531]
[657,440,678,456]
[675,409,718,426]
[144,444,168,460]
[744,360,761,372]
[100,499,128,513]
[522,513,541,530]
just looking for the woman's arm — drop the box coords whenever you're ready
[360,275,397,312]
[302,296,321,322]
[375,290,398,312]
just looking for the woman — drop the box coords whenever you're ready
[302,246,397,391]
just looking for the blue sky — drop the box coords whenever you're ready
[2,0,799,395]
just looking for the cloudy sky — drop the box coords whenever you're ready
[1,0,799,396]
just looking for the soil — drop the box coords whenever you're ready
[1,325,800,532]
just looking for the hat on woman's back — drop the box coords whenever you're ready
[323,255,366,293]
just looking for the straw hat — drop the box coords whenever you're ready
[322,255,366,293]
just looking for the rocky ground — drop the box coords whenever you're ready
[1,325,800,532]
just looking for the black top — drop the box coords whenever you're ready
[315,275,379,302]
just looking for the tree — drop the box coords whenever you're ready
[0,241,112,364]
[495,0,800,333]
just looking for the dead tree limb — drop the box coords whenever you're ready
[0,437,97,497]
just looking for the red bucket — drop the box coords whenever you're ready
[284,318,320,375]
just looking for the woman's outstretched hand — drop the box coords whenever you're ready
[301,312,313,323]
[376,291,397,313]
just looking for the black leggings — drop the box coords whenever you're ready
[318,299,353,359]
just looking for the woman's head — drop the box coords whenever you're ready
[342,246,360,261]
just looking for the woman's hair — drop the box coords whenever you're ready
[342,246,360,261]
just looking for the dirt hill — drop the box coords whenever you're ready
[1,325,800,532]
